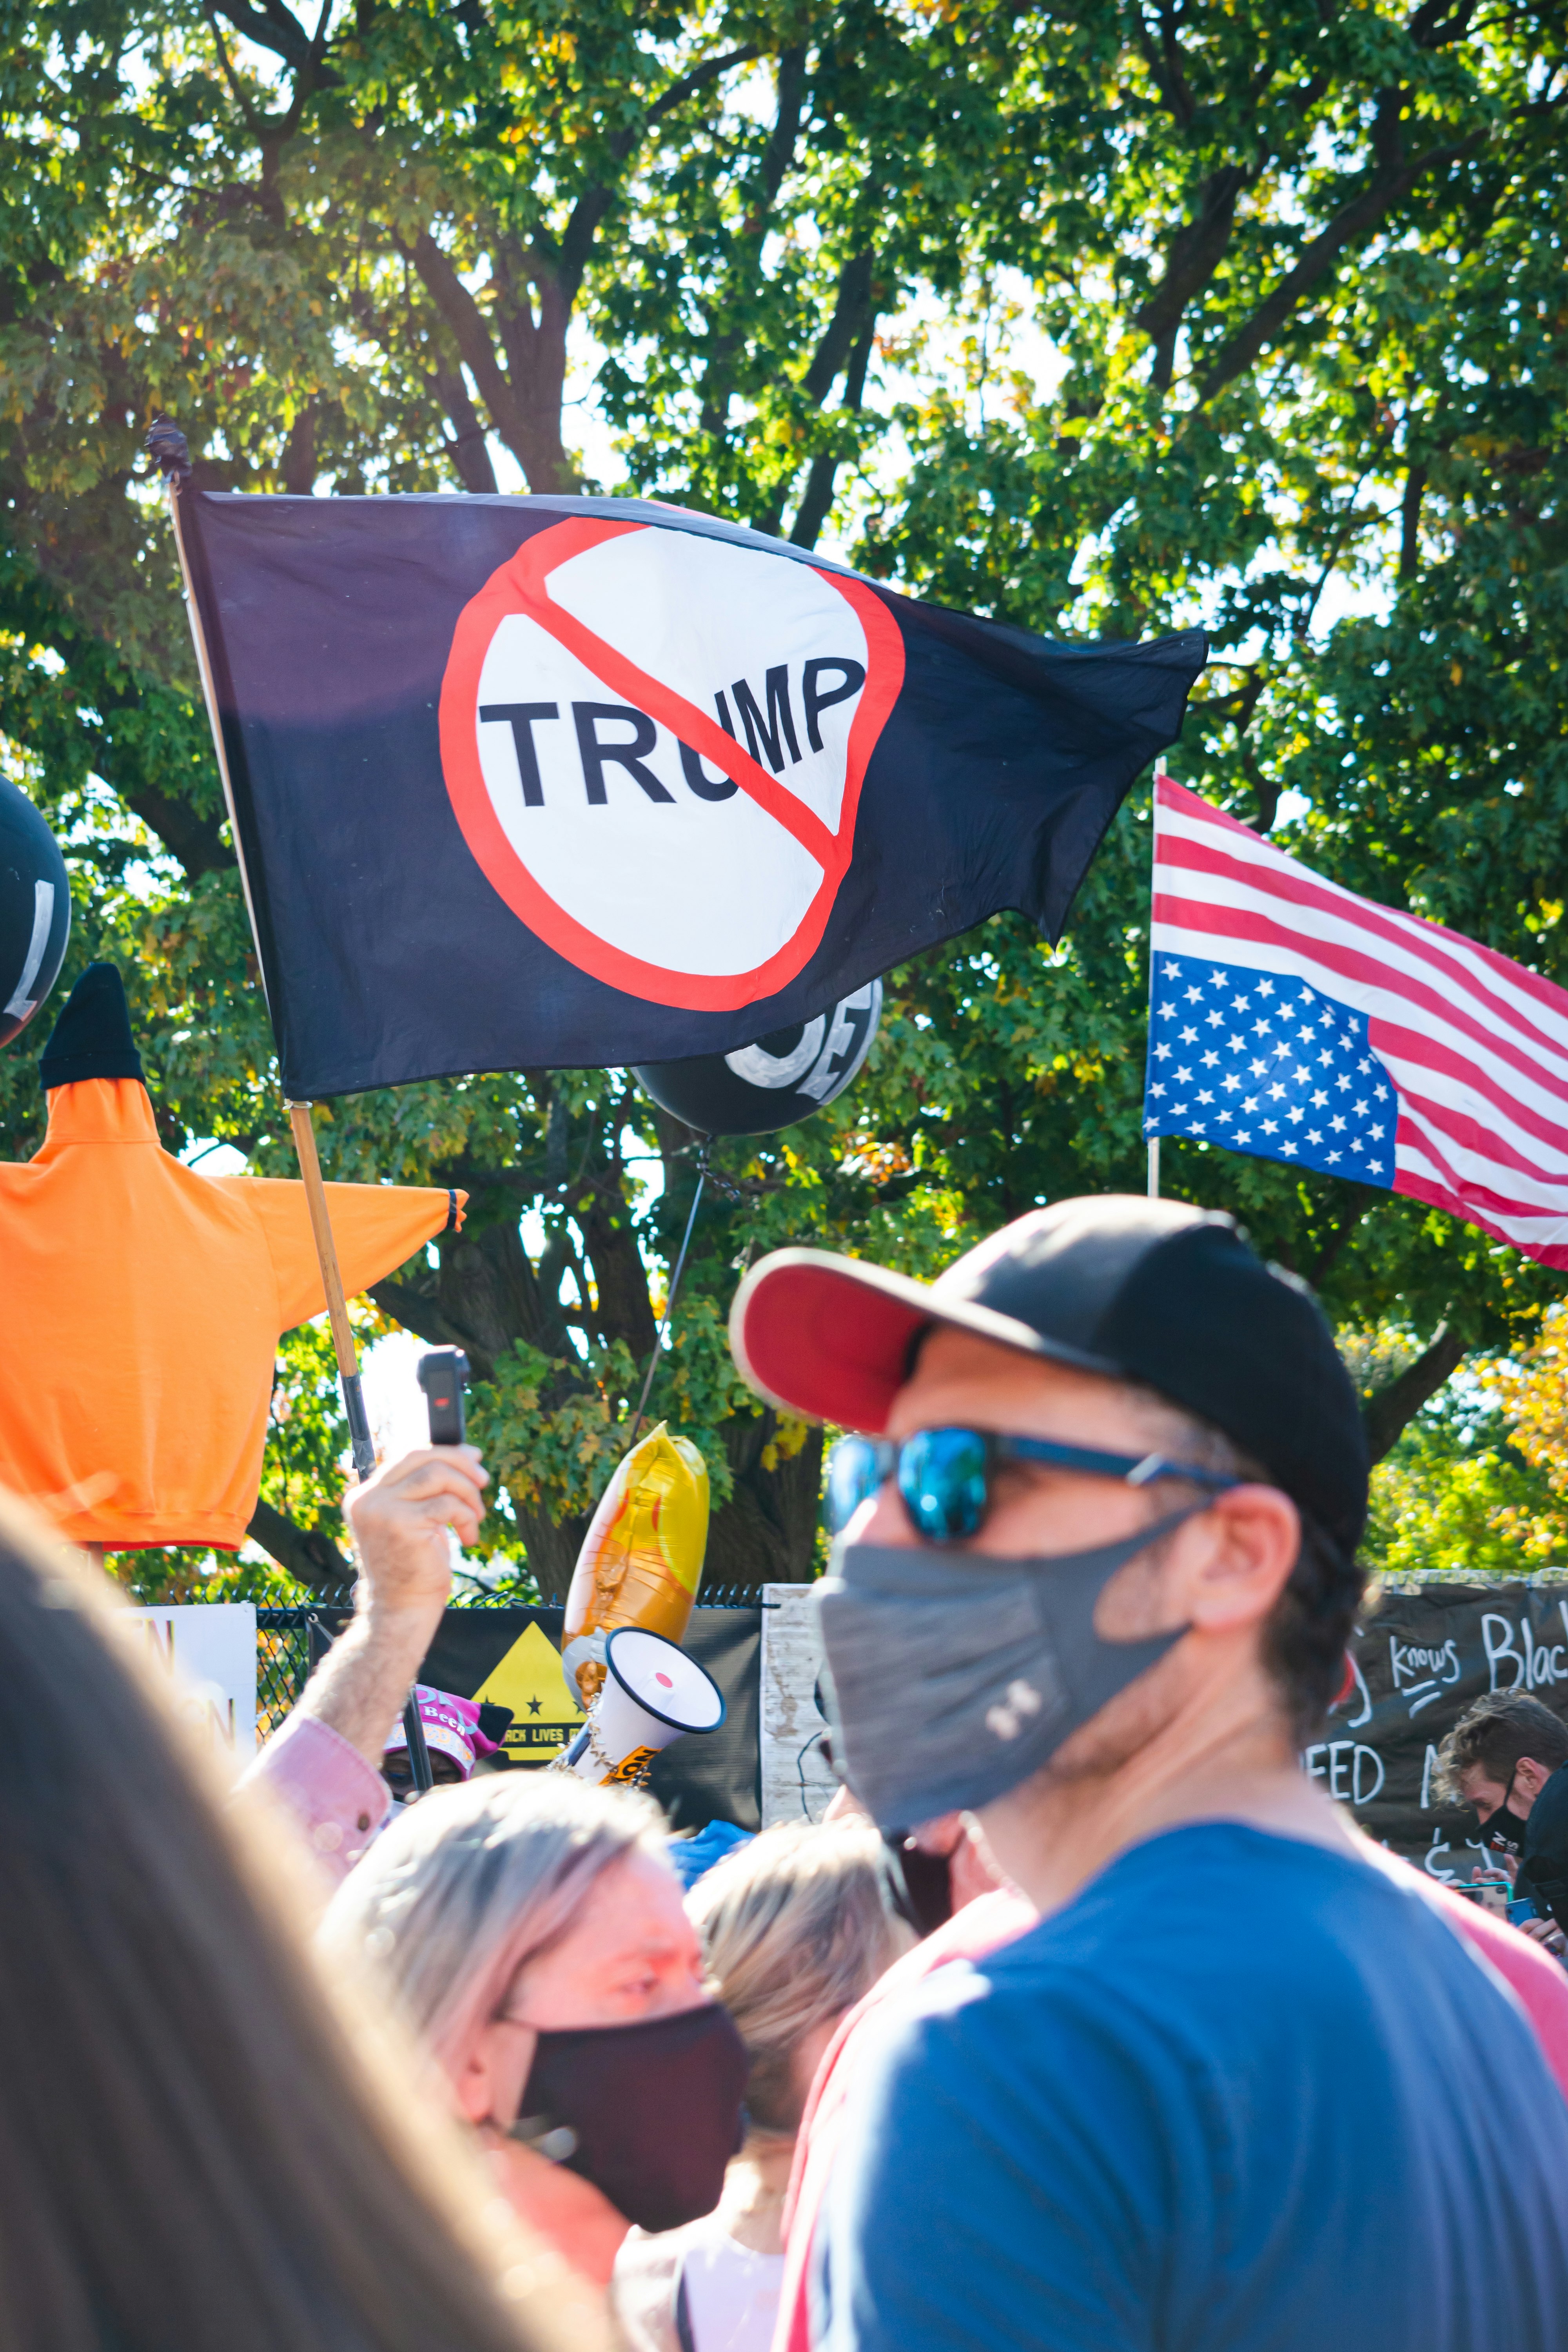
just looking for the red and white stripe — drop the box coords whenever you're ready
[1152,771,1568,1267]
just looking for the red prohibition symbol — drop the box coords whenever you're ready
[438,515,904,1010]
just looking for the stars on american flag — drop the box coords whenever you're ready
[1144,955,1396,1188]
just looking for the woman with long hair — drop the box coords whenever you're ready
[612,1820,912,2352]
[0,1493,601,2352]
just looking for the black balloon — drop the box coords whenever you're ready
[0,777,70,1050]
[635,980,882,1136]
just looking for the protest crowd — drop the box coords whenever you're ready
[8,1161,1568,2350]
[6,387,1568,2350]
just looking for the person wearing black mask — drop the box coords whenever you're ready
[320,1772,748,2287]
[1436,1690,1568,1948]
[728,1196,1568,2352]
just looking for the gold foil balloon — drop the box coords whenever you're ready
[561,1424,710,1709]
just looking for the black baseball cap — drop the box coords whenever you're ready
[729,1195,1368,1557]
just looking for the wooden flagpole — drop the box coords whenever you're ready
[281,1100,432,1791]
[151,420,432,1790]
[283,1100,377,1483]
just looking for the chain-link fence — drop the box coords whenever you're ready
[255,1608,338,1740]
[254,1585,777,1739]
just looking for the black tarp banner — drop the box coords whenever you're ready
[292,1583,1568,1862]
[1321,1581,1568,1879]
[180,490,1205,1097]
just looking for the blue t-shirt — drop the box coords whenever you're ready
[816,1824,1568,2352]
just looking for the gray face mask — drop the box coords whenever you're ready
[815,1508,1199,1830]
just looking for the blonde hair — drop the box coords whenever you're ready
[321,1770,669,2074]
[687,1821,910,2133]
[0,1493,596,2352]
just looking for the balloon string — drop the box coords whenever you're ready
[626,1141,709,1448]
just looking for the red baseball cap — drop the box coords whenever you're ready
[729,1194,1368,1557]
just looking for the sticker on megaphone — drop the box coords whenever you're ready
[556,1626,726,1788]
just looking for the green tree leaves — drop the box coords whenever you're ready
[3,0,1565,1590]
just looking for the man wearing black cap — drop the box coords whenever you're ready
[731,1197,1568,2352]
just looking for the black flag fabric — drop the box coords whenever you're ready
[180,491,1206,1097]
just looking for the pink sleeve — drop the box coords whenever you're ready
[239,1713,391,1889]
[773,1889,1038,2352]
[1425,1879,1568,2102]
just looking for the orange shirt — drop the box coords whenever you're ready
[0,1076,462,1549]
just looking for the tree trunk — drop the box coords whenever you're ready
[1362,1323,1465,1463]
[509,1499,592,1604]
[369,1195,824,1598]
[705,1413,825,1587]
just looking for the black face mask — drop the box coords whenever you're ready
[513,2002,748,2232]
[1479,1771,1530,1857]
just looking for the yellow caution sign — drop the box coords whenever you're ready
[474,1622,585,1764]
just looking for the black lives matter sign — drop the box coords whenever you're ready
[1314,1582,1568,1880]
[438,515,903,1010]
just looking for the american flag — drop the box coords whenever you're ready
[1145,772,1568,1267]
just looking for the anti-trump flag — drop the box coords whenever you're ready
[1145,773,1568,1267]
[176,492,1206,1097]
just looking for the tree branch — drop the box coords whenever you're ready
[790,304,876,549]
[407,229,525,448]
[1399,459,1428,580]
[280,403,316,494]
[800,247,875,405]
[431,361,499,492]
[554,45,760,295]
[1196,129,1487,402]
[644,45,762,134]
[1362,1321,1466,1463]
[694,46,806,444]
[204,4,270,137]
[366,1277,474,1356]
[1131,3,1197,127]
[747,44,807,221]
[246,1494,354,1593]
[118,774,232,877]
[1134,164,1250,385]
[208,0,333,80]
[1308,1191,1370,1286]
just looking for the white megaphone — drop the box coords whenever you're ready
[556,1626,726,1787]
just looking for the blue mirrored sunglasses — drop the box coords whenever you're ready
[823,1426,1240,1544]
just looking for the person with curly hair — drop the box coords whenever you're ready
[612,1821,909,2352]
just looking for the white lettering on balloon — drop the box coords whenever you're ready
[722,980,881,1107]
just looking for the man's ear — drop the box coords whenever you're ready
[1516,1756,1554,1800]
[1179,1485,1301,1635]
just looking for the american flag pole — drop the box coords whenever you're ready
[1147,766,1167,1200]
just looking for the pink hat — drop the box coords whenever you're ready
[382,1685,501,1780]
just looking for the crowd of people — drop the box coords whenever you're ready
[8,1193,1568,2350]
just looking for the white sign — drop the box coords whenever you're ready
[439,517,902,1008]
[123,1602,258,1769]
[760,1583,836,1827]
